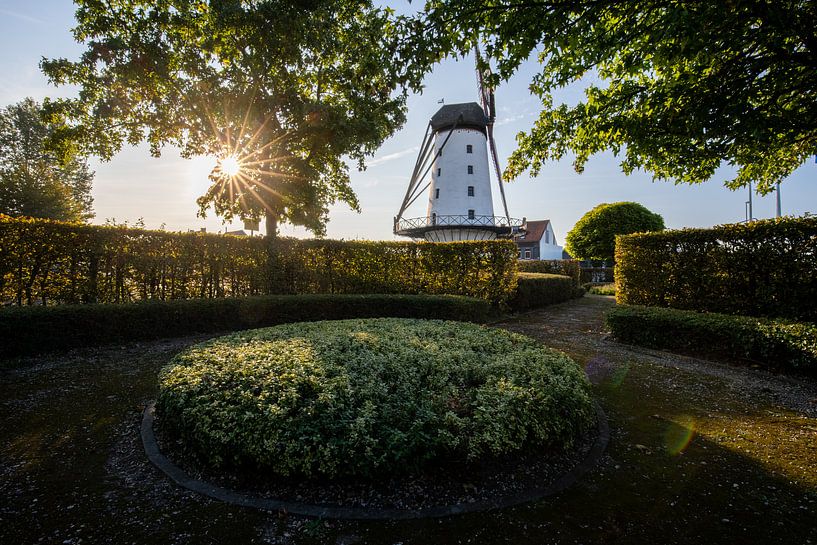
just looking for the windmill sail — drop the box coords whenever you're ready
[475,46,511,223]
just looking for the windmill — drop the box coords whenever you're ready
[393,49,523,241]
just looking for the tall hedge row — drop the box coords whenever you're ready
[615,217,817,322]
[0,215,518,305]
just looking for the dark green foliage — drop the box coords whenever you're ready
[606,305,817,375]
[0,215,518,306]
[615,217,817,322]
[565,202,664,262]
[420,1,817,194]
[42,1,427,235]
[0,99,94,221]
[517,259,581,287]
[510,273,581,312]
[157,318,595,478]
[0,294,492,358]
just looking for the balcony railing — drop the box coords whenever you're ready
[394,214,523,237]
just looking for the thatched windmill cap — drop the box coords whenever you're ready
[429,102,488,134]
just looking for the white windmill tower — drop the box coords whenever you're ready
[393,51,522,241]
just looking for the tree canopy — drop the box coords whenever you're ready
[565,202,664,261]
[42,1,427,236]
[0,98,94,222]
[420,1,817,194]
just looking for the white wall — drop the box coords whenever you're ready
[539,223,564,259]
[426,128,494,219]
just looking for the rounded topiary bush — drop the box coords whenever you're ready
[157,318,595,479]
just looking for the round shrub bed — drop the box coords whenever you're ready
[157,318,595,479]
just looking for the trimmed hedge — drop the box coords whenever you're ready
[517,259,581,287]
[157,318,595,478]
[606,305,817,375]
[0,215,518,306]
[0,294,493,358]
[615,217,817,321]
[509,273,582,312]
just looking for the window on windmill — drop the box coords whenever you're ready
[467,186,474,196]
[467,165,474,174]
[468,209,475,220]
[437,167,441,177]
[435,188,440,199]
[466,144,473,153]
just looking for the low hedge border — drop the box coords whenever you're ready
[0,294,493,359]
[509,273,584,312]
[517,260,582,287]
[606,305,817,375]
[141,400,609,520]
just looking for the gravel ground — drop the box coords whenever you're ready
[2,296,816,544]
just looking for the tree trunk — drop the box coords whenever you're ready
[265,212,278,239]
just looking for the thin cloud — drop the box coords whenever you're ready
[367,146,419,167]
[0,8,46,25]
[494,113,529,127]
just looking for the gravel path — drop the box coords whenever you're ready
[499,295,817,417]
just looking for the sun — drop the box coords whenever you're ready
[220,155,241,177]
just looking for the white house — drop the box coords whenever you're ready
[515,219,565,260]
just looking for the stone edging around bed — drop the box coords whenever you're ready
[141,400,609,520]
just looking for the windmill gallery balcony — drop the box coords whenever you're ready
[394,214,524,238]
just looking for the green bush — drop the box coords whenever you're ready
[615,216,817,321]
[157,318,595,478]
[566,202,665,261]
[587,283,616,296]
[0,215,518,306]
[0,294,493,358]
[517,259,582,287]
[606,305,817,375]
[509,273,582,312]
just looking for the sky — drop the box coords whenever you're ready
[1,1,815,243]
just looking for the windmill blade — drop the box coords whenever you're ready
[395,114,465,223]
[487,123,511,222]
[475,46,511,223]
[396,124,434,219]
[474,47,495,122]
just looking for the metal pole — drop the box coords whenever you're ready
[748,182,753,221]
[775,182,782,217]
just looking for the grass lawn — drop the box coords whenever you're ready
[1,296,815,544]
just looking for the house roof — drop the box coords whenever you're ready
[224,229,248,237]
[430,102,487,134]
[518,219,550,243]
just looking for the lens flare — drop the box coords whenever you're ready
[665,415,696,455]
[220,155,241,177]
